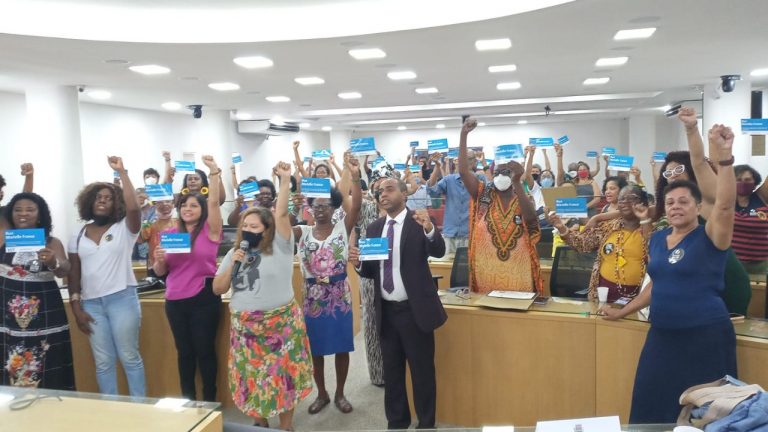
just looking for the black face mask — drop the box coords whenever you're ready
[242,231,264,249]
[532,173,541,182]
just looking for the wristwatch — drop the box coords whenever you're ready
[70,293,81,302]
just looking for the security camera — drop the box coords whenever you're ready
[720,75,741,93]
[544,105,552,116]
[78,86,85,93]
[187,105,203,119]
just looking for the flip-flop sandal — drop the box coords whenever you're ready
[307,396,331,414]
[334,396,353,414]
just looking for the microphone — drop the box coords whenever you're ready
[231,240,249,280]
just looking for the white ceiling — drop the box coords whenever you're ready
[0,0,766,132]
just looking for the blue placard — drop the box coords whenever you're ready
[409,164,421,172]
[607,155,634,172]
[601,147,616,156]
[160,233,191,254]
[427,138,449,154]
[359,237,390,261]
[303,156,311,163]
[175,160,196,174]
[301,178,331,198]
[311,149,332,161]
[239,181,260,198]
[741,118,768,135]
[409,141,419,148]
[113,170,120,178]
[371,156,387,168]
[232,153,243,164]
[652,151,668,162]
[558,135,570,145]
[529,137,555,147]
[145,184,174,201]
[494,144,525,163]
[447,148,459,158]
[393,163,406,171]
[586,151,599,158]
[349,137,377,155]
[555,198,588,219]
[5,229,46,253]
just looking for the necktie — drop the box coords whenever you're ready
[383,219,396,294]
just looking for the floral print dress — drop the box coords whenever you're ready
[297,219,354,356]
[1,247,75,389]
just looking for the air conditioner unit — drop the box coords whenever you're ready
[238,120,300,136]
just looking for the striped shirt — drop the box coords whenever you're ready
[733,193,768,263]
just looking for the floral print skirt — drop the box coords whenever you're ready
[302,280,354,356]
[228,300,313,418]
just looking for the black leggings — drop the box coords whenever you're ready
[165,280,221,402]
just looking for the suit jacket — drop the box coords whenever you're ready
[359,210,447,333]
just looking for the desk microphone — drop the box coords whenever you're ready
[231,240,249,281]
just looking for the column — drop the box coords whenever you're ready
[24,85,84,240]
[703,80,752,163]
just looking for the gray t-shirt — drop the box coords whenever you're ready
[217,230,295,312]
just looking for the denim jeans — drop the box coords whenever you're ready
[81,286,146,397]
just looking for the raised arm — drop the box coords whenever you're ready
[590,156,600,178]
[649,159,660,190]
[274,161,293,240]
[603,155,611,179]
[108,156,141,234]
[335,153,352,197]
[403,169,419,195]
[343,154,363,235]
[524,145,537,187]
[458,118,480,198]
[162,151,174,184]
[511,161,538,227]
[216,169,226,206]
[555,144,566,186]
[679,107,716,205]
[705,125,736,250]
[20,163,33,193]
[542,148,552,172]
[201,155,223,240]
[293,141,309,178]
[426,153,443,187]
[330,153,344,179]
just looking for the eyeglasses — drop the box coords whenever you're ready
[662,165,685,179]
[494,168,512,177]
[311,203,332,210]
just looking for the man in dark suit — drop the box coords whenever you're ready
[350,177,446,429]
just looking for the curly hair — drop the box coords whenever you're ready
[654,151,697,221]
[0,174,5,189]
[603,176,629,195]
[307,187,344,209]
[182,169,210,191]
[3,192,54,241]
[75,182,126,223]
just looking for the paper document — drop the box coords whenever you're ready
[535,415,621,432]
[487,290,536,300]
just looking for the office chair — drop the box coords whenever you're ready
[550,246,595,299]
[449,247,469,288]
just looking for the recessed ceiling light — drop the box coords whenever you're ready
[613,28,657,40]
[129,64,171,75]
[583,77,611,85]
[236,112,252,120]
[338,92,362,99]
[387,71,417,81]
[321,126,333,131]
[161,102,181,111]
[475,38,512,51]
[436,124,446,129]
[750,68,768,77]
[478,122,486,127]
[517,120,528,124]
[488,64,517,73]
[397,126,407,130]
[595,57,629,67]
[233,56,274,69]
[348,48,386,60]
[299,122,311,128]
[497,82,522,90]
[295,76,325,86]
[86,90,111,100]
[415,87,438,94]
[208,82,240,91]
[266,96,290,103]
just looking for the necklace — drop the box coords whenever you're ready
[612,219,647,297]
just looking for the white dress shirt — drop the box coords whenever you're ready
[380,208,435,301]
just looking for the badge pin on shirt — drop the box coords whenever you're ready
[668,248,685,264]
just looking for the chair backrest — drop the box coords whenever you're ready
[450,247,469,288]
[550,246,596,298]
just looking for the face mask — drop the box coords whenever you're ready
[578,170,589,179]
[242,231,264,249]
[568,170,578,179]
[144,177,158,185]
[736,181,755,196]
[540,177,555,188]
[532,173,540,182]
[493,175,512,191]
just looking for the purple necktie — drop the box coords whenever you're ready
[383,219,396,294]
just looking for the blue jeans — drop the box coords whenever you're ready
[81,286,146,397]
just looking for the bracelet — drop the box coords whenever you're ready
[164,158,171,162]
[717,156,735,166]
[47,258,59,271]
[70,293,81,302]
[209,169,222,176]
[639,219,652,225]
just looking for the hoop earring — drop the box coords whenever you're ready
[200,187,209,195]
[181,188,190,195]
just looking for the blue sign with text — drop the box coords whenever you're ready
[555,198,588,219]
[301,178,332,198]
[529,137,555,147]
[494,144,525,163]
[350,137,377,155]
[232,153,243,164]
[5,229,46,253]
[160,233,191,254]
[239,181,260,198]
[741,118,768,134]
[145,184,174,201]
[558,135,570,145]
[601,147,617,156]
[393,163,406,171]
[409,141,419,148]
[311,149,332,160]
[174,160,196,173]
[409,164,421,172]
[652,152,668,162]
[607,155,634,172]
[359,237,390,261]
[447,148,459,158]
[428,138,449,154]
[586,151,599,158]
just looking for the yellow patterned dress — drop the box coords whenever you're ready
[468,182,543,294]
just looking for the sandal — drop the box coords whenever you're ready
[307,396,331,414]
[334,396,353,414]
[253,418,269,428]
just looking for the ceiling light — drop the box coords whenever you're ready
[348,48,386,60]
[518,120,528,124]
[338,92,362,99]
[128,64,171,75]
[415,87,439,94]
[397,126,407,130]
[497,82,522,90]
[266,96,290,103]
[583,77,611,85]
[161,102,181,111]
[208,82,240,91]
[595,57,628,67]
[488,64,517,73]
[294,76,325,85]
[387,71,417,81]
[299,123,310,128]
[321,126,333,131]
[475,38,512,51]
[478,122,486,127]
[751,68,768,77]
[236,112,252,120]
[436,124,445,129]
[86,90,111,100]
[233,56,274,69]
[613,28,657,40]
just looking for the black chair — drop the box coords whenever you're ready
[450,246,469,288]
[550,246,595,299]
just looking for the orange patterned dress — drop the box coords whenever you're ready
[468,182,543,294]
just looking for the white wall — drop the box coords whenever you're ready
[0,92,29,200]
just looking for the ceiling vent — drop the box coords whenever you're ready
[237,120,300,136]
